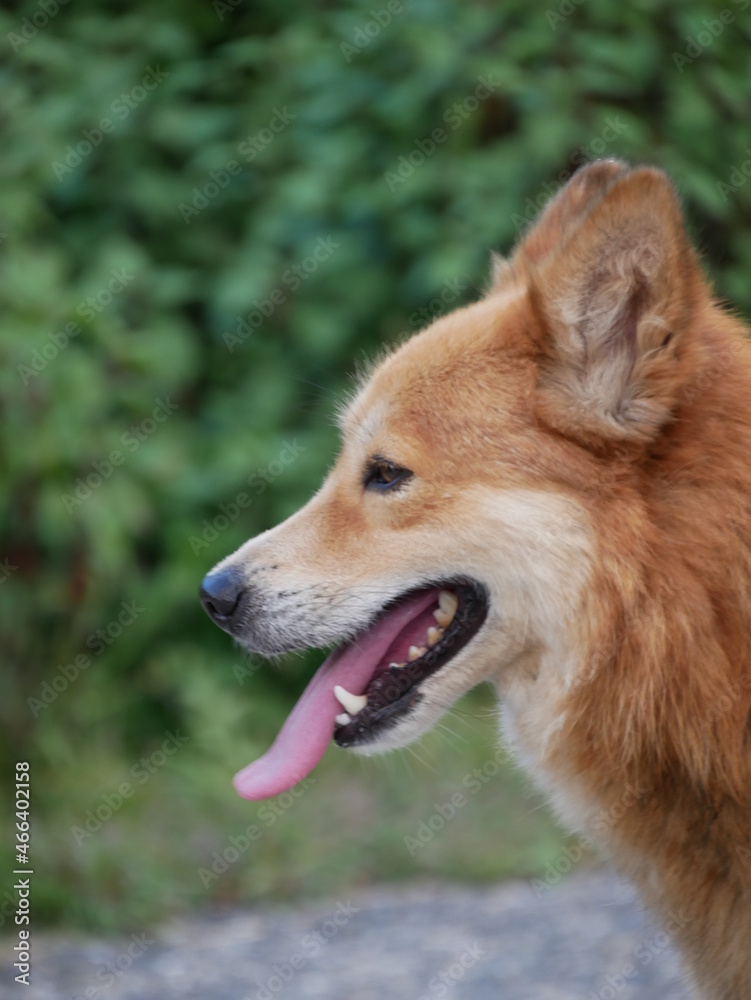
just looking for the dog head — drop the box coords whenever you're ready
[200,160,708,799]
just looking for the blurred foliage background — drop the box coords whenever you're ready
[1,0,750,932]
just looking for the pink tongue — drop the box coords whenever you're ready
[233,589,439,800]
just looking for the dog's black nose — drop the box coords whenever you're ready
[200,566,245,631]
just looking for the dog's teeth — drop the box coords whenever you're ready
[435,591,458,627]
[439,590,458,617]
[335,712,351,726]
[333,685,368,716]
[427,626,443,647]
[408,645,426,662]
[390,662,406,670]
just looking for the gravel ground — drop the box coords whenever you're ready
[2,868,692,1000]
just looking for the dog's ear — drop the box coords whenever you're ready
[523,165,705,445]
[514,159,629,269]
[490,160,628,292]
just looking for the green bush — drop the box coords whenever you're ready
[1,0,750,929]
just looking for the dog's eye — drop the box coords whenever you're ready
[364,458,412,492]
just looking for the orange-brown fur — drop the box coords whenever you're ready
[557,326,751,998]
[506,165,751,999]
[215,161,751,997]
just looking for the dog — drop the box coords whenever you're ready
[200,160,751,999]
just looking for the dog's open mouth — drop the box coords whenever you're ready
[233,582,488,800]
[332,582,487,748]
